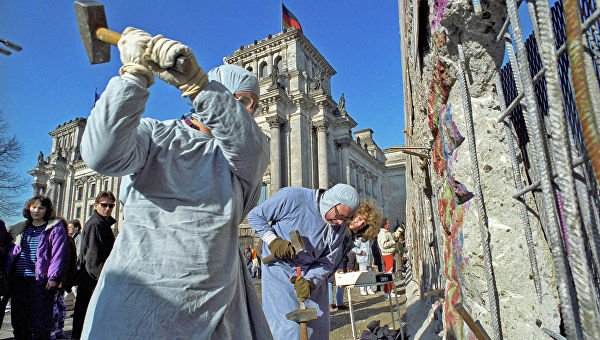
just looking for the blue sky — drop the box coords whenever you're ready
[0,1,404,223]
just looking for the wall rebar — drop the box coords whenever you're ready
[506,1,581,338]
[496,68,545,123]
[550,0,600,311]
[457,43,503,340]
[511,155,586,199]
[494,71,543,303]
[534,1,600,338]
[497,0,524,41]
[563,0,600,186]
[536,319,567,340]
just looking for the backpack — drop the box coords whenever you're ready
[61,236,79,292]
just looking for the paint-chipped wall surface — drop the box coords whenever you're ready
[399,1,561,338]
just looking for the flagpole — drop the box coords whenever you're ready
[280,0,283,32]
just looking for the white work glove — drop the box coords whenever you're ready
[145,35,208,99]
[117,27,154,87]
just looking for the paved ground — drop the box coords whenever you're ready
[0,277,407,339]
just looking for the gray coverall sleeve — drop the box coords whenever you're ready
[192,81,269,185]
[80,77,152,176]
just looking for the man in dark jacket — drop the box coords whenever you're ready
[72,191,116,339]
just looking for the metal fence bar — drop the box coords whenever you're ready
[534,1,600,338]
[457,43,503,340]
[506,1,582,338]
[495,71,543,303]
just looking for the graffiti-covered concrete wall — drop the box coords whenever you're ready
[398,1,561,338]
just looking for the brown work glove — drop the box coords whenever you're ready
[290,276,315,302]
[268,237,296,260]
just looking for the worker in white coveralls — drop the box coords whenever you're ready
[247,184,360,339]
[79,27,272,339]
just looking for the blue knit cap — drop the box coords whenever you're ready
[319,184,360,221]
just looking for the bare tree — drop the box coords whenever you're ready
[0,114,28,216]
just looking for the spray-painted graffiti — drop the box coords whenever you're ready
[431,0,449,31]
[440,104,474,204]
[425,1,475,338]
[441,104,464,160]
[439,179,470,340]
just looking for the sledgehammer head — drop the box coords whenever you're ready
[286,307,317,324]
[75,1,110,64]
[289,230,306,253]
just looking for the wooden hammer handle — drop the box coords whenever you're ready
[262,254,275,264]
[95,27,190,73]
[96,27,120,45]
[455,303,491,340]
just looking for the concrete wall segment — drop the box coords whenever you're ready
[400,0,562,338]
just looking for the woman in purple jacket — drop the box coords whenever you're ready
[6,195,69,339]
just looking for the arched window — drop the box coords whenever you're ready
[89,183,96,198]
[76,186,83,201]
[259,61,268,78]
[274,56,283,73]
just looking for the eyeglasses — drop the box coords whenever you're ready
[235,94,260,114]
[98,203,115,209]
[332,205,354,223]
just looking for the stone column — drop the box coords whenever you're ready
[47,180,56,204]
[32,183,44,196]
[268,53,274,76]
[55,179,65,217]
[336,138,352,184]
[356,167,364,195]
[289,98,310,187]
[372,177,379,200]
[267,115,284,194]
[252,59,258,75]
[315,121,329,189]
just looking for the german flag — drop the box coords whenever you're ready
[282,4,303,33]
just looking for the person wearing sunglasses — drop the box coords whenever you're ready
[247,183,359,339]
[78,28,271,339]
[72,191,116,339]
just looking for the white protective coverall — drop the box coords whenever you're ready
[247,185,359,339]
[79,65,272,339]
